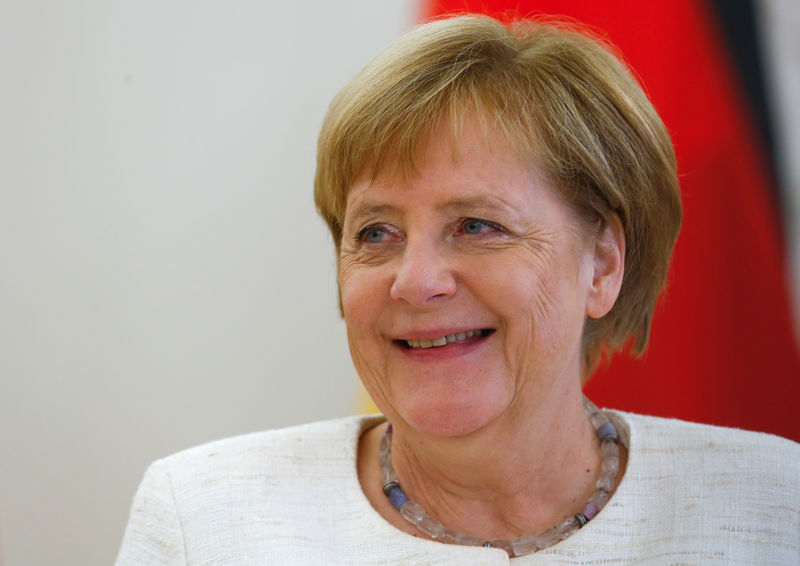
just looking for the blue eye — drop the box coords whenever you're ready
[463,219,490,234]
[456,218,506,237]
[365,228,385,243]
[357,225,399,244]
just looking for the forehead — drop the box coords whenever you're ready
[340,125,586,243]
[344,118,537,213]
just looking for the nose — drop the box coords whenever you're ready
[389,239,457,305]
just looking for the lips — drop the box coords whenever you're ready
[398,329,494,349]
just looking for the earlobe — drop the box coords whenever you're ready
[586,214,625,319]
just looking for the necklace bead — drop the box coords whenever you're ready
[379,396,621,557]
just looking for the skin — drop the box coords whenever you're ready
[340,119,626,541]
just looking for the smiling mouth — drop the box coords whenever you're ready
[398,329,494,349]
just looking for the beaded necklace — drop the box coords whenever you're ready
[379,397,621,557]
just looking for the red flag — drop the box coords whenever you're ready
[420,0,800,441]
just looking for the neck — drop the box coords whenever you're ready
[384,384,601,540]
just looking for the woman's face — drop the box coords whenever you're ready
[339,121,604,438]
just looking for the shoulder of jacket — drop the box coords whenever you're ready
[149,414,383,476]
[614,410,800,472]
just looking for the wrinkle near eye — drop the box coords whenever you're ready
[340,241,398,267]
[445,222,548,257]
[519,227,557,255]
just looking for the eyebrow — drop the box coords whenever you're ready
[346,194,520,226]
[437,196,519,217]
[346,202,402,225]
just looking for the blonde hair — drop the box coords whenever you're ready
[314,15,682,375]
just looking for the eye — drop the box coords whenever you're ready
[356,224,402,244]
[458,218,504,236]
[463,219,488,234]
[365,227,386,243]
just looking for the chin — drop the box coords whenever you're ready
[397,388,511,438]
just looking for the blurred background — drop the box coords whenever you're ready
[0,1,797,565]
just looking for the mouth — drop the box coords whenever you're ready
[396,329,494,349]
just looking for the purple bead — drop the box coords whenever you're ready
[583,500,600,520]
[386,423,393,434]
[595,421,618,441]
[388,486,409,510]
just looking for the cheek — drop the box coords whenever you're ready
[476,247,587,340]
[473,250,553,309]
[339,267,396,407]
[338,256,364,314]
[339,263,387,338]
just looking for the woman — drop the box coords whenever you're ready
[116,15,800,564]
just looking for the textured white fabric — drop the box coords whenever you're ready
[115,412,800,565]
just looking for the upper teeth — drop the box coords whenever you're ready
[406,330,482,349]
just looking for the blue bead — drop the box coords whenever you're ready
[596,421,618,441]
[388,486,409,510]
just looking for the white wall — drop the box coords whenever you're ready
[758,0,800,331]
[0,2,415,565]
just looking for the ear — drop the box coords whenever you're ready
[586,213,625,319]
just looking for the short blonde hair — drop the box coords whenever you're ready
[314,15,682,375]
